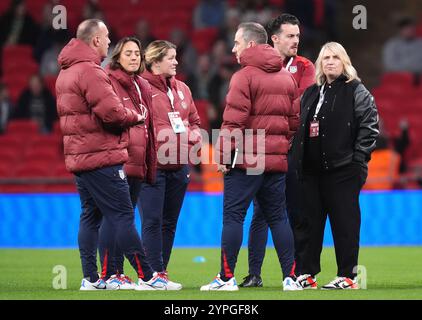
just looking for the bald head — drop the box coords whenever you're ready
[76,19,110,59]
[76,19,104,43]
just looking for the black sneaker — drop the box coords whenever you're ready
[238,274,263,288]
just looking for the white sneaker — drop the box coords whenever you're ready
[282,277,303,291]
[140,272,182,291]
[163,271,183,290]
[135,278,160,291]
[80,278,120,291]
[297,274,318,290]
[321,277,358,290]
[106,274,136,290]
[200,274,239,291]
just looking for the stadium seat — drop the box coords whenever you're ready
[0,161,13,178]
[6,120,40,136]
[191,28,219,54]
[381,72,414,87]
[52,163,72,178]
[24,147,62,162]
[194,99,210,132]
[14,160,51,177]
[0,148,20,165]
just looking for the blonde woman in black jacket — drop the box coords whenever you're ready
[292,42,379,290]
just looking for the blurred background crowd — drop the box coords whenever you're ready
[0,0,422,193]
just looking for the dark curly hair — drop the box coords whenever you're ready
[266,14,300,46]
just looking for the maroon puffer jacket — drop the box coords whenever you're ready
[107,66,157,183]
[142,70,202,170]
[217,44,300,173]
[56,39,140,173]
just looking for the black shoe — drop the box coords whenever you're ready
[239,274,263,287]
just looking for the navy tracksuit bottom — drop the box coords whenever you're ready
[247,153,310,276]
[98,176,144,278]
[220,169,295,280]
[137,166,189,272]
[75,165,152,282]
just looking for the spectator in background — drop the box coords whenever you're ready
[34,1,69,62]
[169,28,198,76]
[0,83,13,134]
[0,0,40,47]
[217,7,242,53]
[13,74,57,133]
[240,0,276,26]
[186,54,214,100]
[134,19,156,48]
[376,118,410,173]
[208,61,236,129]
[383,16,422,73]
[193,0,226,30]
[40,30,69,77]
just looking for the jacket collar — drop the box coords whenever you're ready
[141,69,176,93]
[106,65,136,90]
[58,38,102,69]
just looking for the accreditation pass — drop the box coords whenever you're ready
[168,111,186,133]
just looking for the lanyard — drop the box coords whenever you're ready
[285,57,294,70]
[313,84,326,120]
[133,79,148,119]
[167,87,175,111]
[133,80,142,101]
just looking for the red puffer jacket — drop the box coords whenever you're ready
[142,70,201,170]
[56,39,140,173]
[217,44,300,173]
[107,66,157,183]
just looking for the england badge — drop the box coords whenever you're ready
[289,65,298,74]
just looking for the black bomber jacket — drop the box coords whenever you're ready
[292,75,379,175]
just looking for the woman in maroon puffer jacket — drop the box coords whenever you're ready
[97,37,157,289]
[138,40,202,290]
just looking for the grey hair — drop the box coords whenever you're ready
[76,19,104,43]
[238,22,268,44]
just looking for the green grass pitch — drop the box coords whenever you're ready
[1,247,421,300]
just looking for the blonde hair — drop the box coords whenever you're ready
[315,42,360,86]
[144,40,177,72]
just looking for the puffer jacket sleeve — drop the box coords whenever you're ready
[217,71,252,164]
[80,66,139,128]
[352,83,380,163]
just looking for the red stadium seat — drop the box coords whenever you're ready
[191,28,219,54]
[6,120,40,135]
[0,148,20,164]
[381,72,414,87]
[14,160,51,177]
[24,146,62,162]
[194,99,210,132]
[52,163,72,178]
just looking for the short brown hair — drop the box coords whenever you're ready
[76,19,103,43]
[109,37,144,74]
[238,22,268,45]
[144,40,177,72]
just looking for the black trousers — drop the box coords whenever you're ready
[301,162,367,278]
[248,152,309,276]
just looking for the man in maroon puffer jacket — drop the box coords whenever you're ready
[56,19,155,291]
[201,22,302,291]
